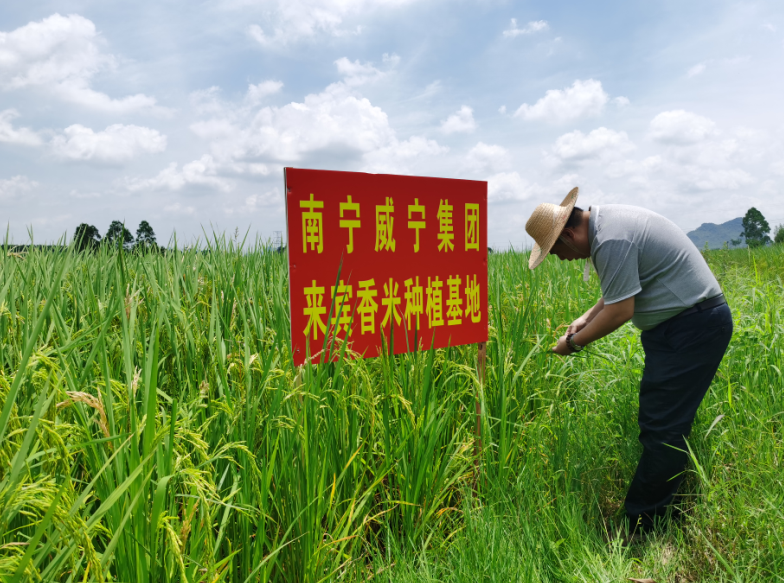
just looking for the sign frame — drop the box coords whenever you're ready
[284,167,488,365]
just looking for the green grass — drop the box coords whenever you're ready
[1,238,782,582]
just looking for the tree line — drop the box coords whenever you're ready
[74,210,782,252]
[13,208,783,254]
[74,220,159,252]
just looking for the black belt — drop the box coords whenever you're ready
[672,294,726,320]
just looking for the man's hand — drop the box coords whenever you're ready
[566,297,605,336]
[552,296,635,356]
[553,334,574,356]
[566,316,589,336]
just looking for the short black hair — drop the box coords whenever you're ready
[564,206,583,230]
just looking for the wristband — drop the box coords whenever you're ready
[566,333,584,352]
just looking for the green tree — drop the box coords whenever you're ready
[730,237,742,248]
[135,220,157,250]
[740,207,770,248]
[105,221,134,250]
[772,224,784,245]
[73,223,101,251]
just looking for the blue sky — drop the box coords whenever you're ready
[1,0,783,247]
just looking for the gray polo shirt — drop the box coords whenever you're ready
[588,205,723,330]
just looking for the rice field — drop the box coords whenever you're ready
[1,239,782,582]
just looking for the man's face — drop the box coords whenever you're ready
[550,233,582,261]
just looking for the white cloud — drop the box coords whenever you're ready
[334,54,399,86]
[603,159,644,180]
[176,70,450,187]
[188,79,283,119]
[613,96,630,108]
[649,110,717,144]
[189,86,225,116]
[69,189,102,199]
[551,173,581,194]
[245,80,284,105]
[723,56,750,66]
[642,155,663,170]
[503,19,549,38]
[244,188,281,209]
[0,109,42,146]
[676,167,754,191]
[602,155,666,181]
[759,180,779,196]
[637,156,754,193]
[605,114,756,195]
[335,57,385,85]
[440,105,476,134]
[673,138,742,168]
[226,188,283,216]
[487,172,535,203]
[663,137,756,191]
[163,202,196,215]
[224,162,273,176]
[125,155,232,192]
[418,80,442,99]
[190,81,283,119]
[0,175,37,200]
[335,57,378,78]
[382,52,400,66]
[244,0,418,47]
[136,70,438,195]
[686,58,748,79]
[551,127,635,163]
[191,81,395,162]
[514,79,609,123]
[51,124,167,163]
[466,142,511,173]
[0,14,109,89]
[362,135,447,173]
[0,14,159,113]
[25,212,73,231]
[687,63,707,77]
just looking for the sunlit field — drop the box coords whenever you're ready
[1,240,782,582]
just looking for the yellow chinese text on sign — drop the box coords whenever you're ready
[286,168,487,365]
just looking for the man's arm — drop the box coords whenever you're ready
[566,297,605,335]
[553,296,635,355]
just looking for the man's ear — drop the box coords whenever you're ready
[561,227,575,240]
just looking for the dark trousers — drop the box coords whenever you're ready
[625,302,733,529]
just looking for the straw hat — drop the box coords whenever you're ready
[525,187,579,269]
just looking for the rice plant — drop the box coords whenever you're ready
[1,238,782,582]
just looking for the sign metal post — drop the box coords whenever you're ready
[476,341,486,474]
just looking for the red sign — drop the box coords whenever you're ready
[285,168,487,366]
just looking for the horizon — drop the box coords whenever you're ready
[2,196,776,250]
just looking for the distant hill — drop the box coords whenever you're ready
[687,217,746,249]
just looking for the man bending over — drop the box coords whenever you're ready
[525,187,733,534]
